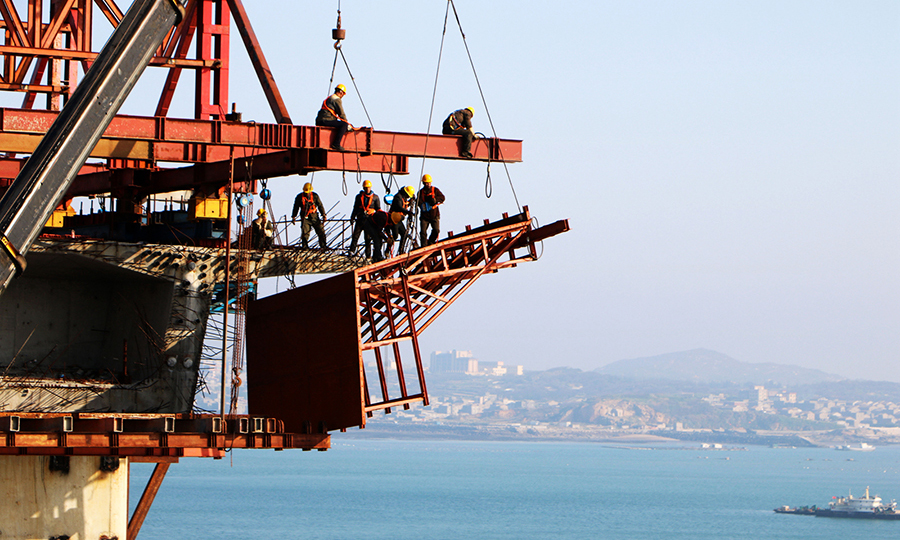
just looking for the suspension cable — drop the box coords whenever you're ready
[449,0,521,212]
[401,0,452,256]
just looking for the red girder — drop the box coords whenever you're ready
[0,107,521,195]
[0,412,330,456]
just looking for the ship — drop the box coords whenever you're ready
[776,487,900,520]
[837,442,876,451]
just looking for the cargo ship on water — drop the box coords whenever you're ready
[775,487,900,520]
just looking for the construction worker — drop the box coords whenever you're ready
[315,84,352,151]
[362,209,393,263]
[291,182,327,249]
[417,174,445,246]
[442,107,475,158]
[251,208,275,250]
[348,179,381,257]
[389,185,415,253]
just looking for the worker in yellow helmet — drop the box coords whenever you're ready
[316,84,352,151]
[291,182,327,249]
[348,179,381,257]
[388,185,415,254]
[442,107,475,158]
[251,207,274,250]
[417,174,445,246]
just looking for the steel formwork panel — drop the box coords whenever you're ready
[246,272,364,434]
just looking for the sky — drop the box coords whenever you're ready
[18,1,900,381]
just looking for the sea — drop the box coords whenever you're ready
[129,439,900,539]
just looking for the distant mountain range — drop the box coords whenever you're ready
[595,349,844,386]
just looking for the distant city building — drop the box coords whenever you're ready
[479,361,524,376]
[429,351,524,376]
[754,385,768,402]
[430,350,479,374]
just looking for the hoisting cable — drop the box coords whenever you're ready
[449,0,521,213]
[327,5,369,200]
[401,0,451,256]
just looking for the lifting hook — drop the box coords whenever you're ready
[332,10,345,50]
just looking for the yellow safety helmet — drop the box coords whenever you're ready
[465,107,474,115]
[363,179,372,188]
[335,84,347,94]
[422,174,432,184]
[303,182,313,193]
[403,186,415,198]
[257,208,267,216]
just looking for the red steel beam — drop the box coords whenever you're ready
[0,412,331,455]
[0,108,522,162]
[62,149,409,198]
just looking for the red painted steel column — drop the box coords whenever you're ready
[127,461,171,540]
[401,274,429,405]
[194,0,229,120]
[363,287,392,413]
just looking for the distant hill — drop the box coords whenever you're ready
[595,349,844,386]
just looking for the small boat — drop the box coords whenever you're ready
[838,443,876,452]
[774,505,816,515]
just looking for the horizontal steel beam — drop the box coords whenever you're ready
[0,45,216,67]
[0,108,522,164]
[0,413,330,455]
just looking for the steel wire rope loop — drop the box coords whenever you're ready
[530,216,545,260]
[449,0,522,212]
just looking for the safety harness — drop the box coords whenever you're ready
[447,110,465,131]
[300,192,318,217]
[321,96,346,123]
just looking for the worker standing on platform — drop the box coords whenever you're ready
[417,174,445,246]
[316,84,352,151]
[251,208,275,250]
[389,186,415,253]
[291,182,327,249]
[442,107,475,158]
[362,209,393,263]
[348,179,381,257]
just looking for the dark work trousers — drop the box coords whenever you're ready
[301,215,327,249]
[443,127,473,156]
[316,118,348,149]
[362,221,389,262]
[348,220,372,257]
[420,215,440,246]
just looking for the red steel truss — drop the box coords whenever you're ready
[0,0,252,120]
[245,208,570,433]
[358,207,569,415]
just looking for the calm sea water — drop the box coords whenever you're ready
[130,440,900,539]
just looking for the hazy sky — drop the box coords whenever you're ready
[46,2,900,381]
